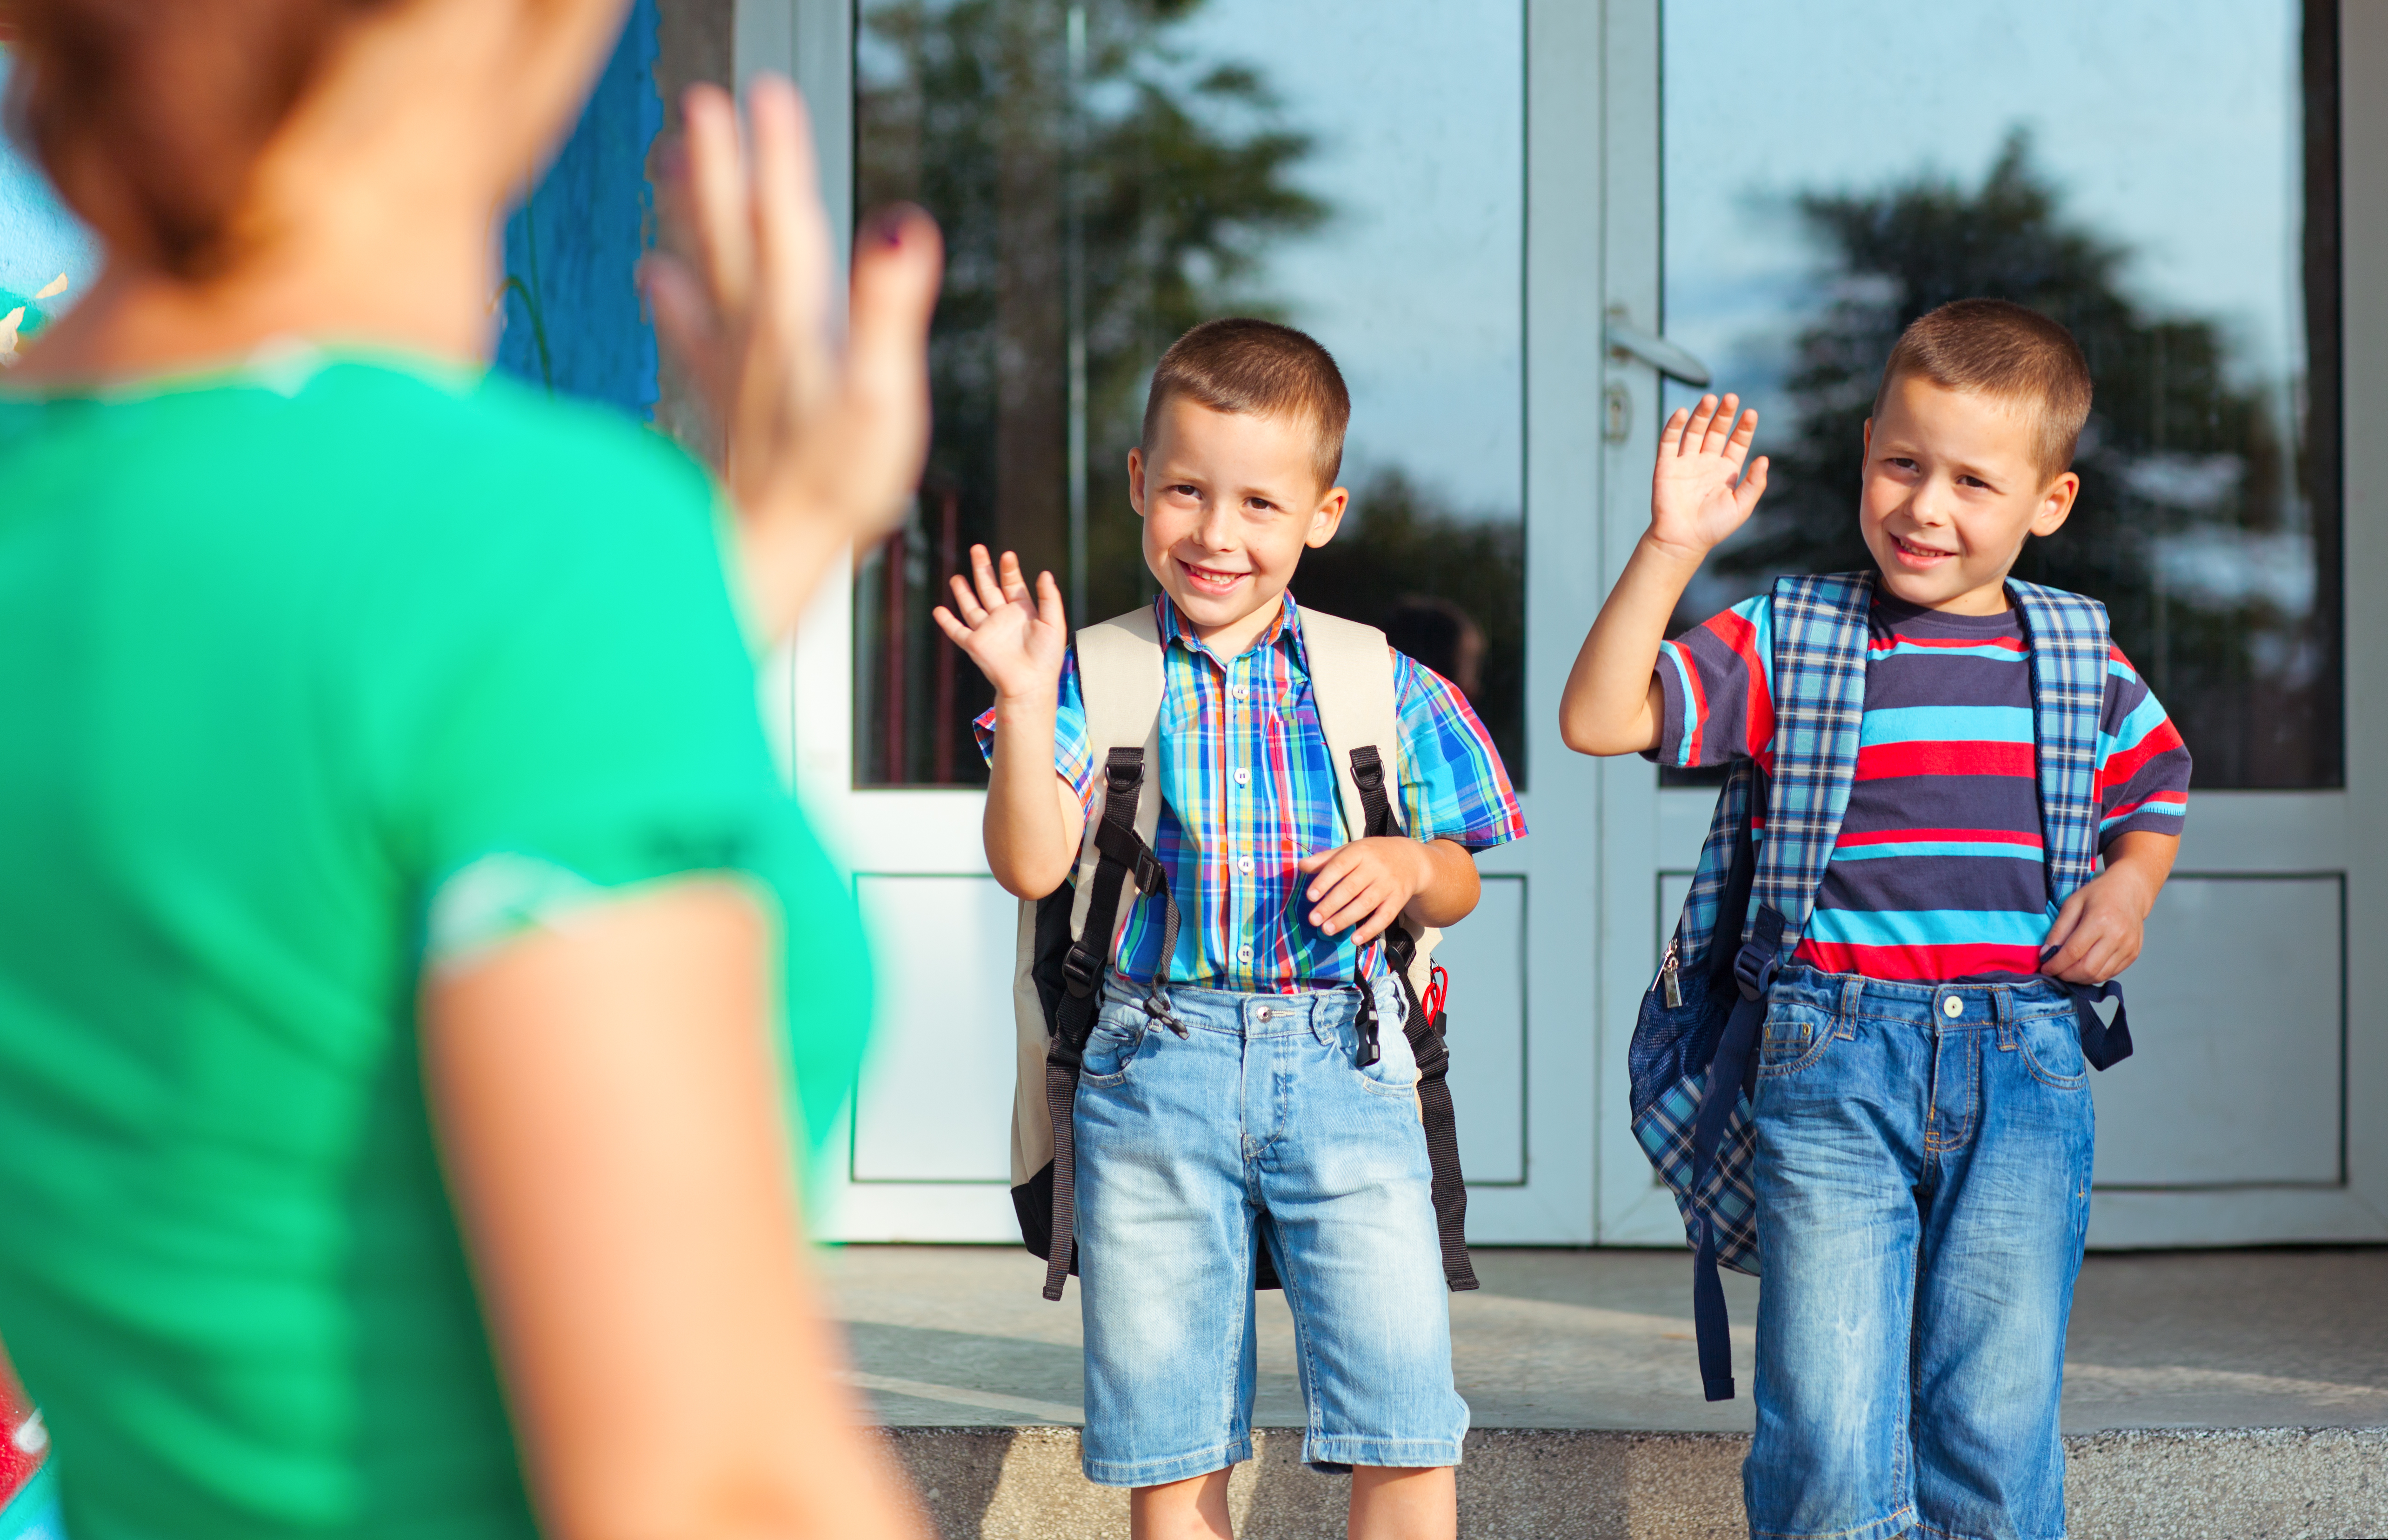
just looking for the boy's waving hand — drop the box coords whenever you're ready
[1649,392,1770,561]
[934,546,1069,703]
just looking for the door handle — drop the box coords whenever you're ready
[1604,319,1713,387]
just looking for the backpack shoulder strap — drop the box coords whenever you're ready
[1298,606,1403,843]
[1067,607,1166,942]
[1296,603,1473,1293]
[1752,571,1874,960]
[2007,579,2111,904]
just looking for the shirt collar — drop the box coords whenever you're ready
[1153,589,1303,664]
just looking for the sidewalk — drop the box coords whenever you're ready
[824,1244,2388,1538]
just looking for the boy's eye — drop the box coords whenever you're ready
[1168,483,1200,498]
[1245,497,1277,513]
[1956,474,1992,490]
[1884,456,1919,473]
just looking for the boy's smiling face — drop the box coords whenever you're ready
[1861,374,2080,614]
[1129,394,1348,653]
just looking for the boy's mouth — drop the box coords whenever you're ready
[1177,560,1251,597]
[1889,533,1956,568]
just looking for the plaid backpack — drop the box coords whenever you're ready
[1630,571,2135,1401]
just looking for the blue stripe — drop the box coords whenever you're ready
[2101,692,2173,759]
[1859,704,2034,747]
[1831,840,2043,862]
[1870,639,2029,663]
[1663,642,1701,765]
[1801,906,2055,948]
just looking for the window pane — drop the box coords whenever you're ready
[855,0,1526,787]
[1662,0,2340,789]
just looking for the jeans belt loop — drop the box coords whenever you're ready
[1838,975,1865,1028]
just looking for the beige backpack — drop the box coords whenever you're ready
[1005,604,1475,1300]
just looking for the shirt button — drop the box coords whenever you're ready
[1234,768,1251,787]
[1237,857,1254,875]
[1238,944,1255,964]
[1233,684,1251,700]
[1942,994,1964,1019]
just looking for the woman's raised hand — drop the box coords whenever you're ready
[645,76,943,639]
[933,546,1069,704]
[1647,393,1768,561]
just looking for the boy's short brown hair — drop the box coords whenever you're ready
[1142,318,1352,491]
[1873,299,2093,481]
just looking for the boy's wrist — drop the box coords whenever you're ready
[1637,528,1716,571]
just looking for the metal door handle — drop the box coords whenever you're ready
[1605,319,1713,387]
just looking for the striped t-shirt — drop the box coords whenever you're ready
[1657,591,2192,981]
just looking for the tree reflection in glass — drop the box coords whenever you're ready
[1663,1,2337,790]
[854,0,1527,787]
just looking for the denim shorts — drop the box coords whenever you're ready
[1071,972,1469,1487]
[1746,966,2095,1540]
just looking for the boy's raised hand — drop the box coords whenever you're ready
[1648,393,1768,560]
[933,545,1068,702]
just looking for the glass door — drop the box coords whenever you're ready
[771,0,1612,1244]
[1600,0,2388,1246]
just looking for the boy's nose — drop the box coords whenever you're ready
[1191,503,1237,550]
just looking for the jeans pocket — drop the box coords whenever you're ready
[2018,1014,2088,1090]
[1756,1002,1837,1080]
[1080,1001,1149,1087]
[1354,987,1422,1098]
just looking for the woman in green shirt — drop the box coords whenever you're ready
[0,1,940,1535]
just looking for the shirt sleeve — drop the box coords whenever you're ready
[1651,596,1778,772]
[1391,648,1527,850]
[2095,643,2192,847]
[973,648,1096,816]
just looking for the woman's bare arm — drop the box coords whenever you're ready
[424,882,928,1540]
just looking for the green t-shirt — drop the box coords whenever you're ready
[0,357,872,1538]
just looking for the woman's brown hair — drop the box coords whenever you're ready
[4,0,397,277]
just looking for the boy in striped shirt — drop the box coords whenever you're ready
[944,319,1523,1540]
[1561,300,2187,1540]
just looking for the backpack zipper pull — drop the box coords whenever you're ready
[1660,939,1683,1008]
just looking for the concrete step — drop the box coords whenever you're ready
[886,1424,2388,1540]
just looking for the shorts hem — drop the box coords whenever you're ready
[1916,1522,2062,1540]
[1751,1507,1916,1540]
[1081,1436,1253,1489]
[1301,1434,1463,1472]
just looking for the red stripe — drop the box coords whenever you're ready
[1794,940,2044,980]
[1854,740,2035,780]
[1869,633,2027,652]
[1672,641,1709,764]
[2103,790,2187,824]
[2096,719,2186,791]
[1705,607,1776,762]
[1835,826,2042,849]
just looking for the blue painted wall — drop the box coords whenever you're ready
[0,52,100,340]
[497,0,664,416]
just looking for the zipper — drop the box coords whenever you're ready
[1660,938,1683,1008]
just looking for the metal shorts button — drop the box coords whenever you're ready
[1254,1006,1271,1021]
[1942,994,1965,1018]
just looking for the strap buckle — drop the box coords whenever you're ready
[1061,943,1102,998]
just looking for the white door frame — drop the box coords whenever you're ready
[1596,0,2388,1247]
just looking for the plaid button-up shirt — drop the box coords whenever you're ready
[976,593,1526,990]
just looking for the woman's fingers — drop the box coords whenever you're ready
[746,76,833,416]
[677,84,754,323]
[836,203,941,493]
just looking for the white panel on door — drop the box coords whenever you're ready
[1438,875,1526,1185]
[851,874,1017,1184]
[2092,876,2343,1188]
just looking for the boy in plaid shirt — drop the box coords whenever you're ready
[941,319,1522,1540]
[1561,300,2187,1540]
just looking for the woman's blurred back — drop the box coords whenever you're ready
[0,2,938,1536]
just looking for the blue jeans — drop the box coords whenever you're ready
[1072,973,1468,1486]
[1745,967,2095,1540]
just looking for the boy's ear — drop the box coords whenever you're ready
[1303,485,1351,549]
[1127,447,1147,520]
[2030,470,2081,537]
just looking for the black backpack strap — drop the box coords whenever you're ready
[1040,747,1181,1302]
[1347,745,1478,1293]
